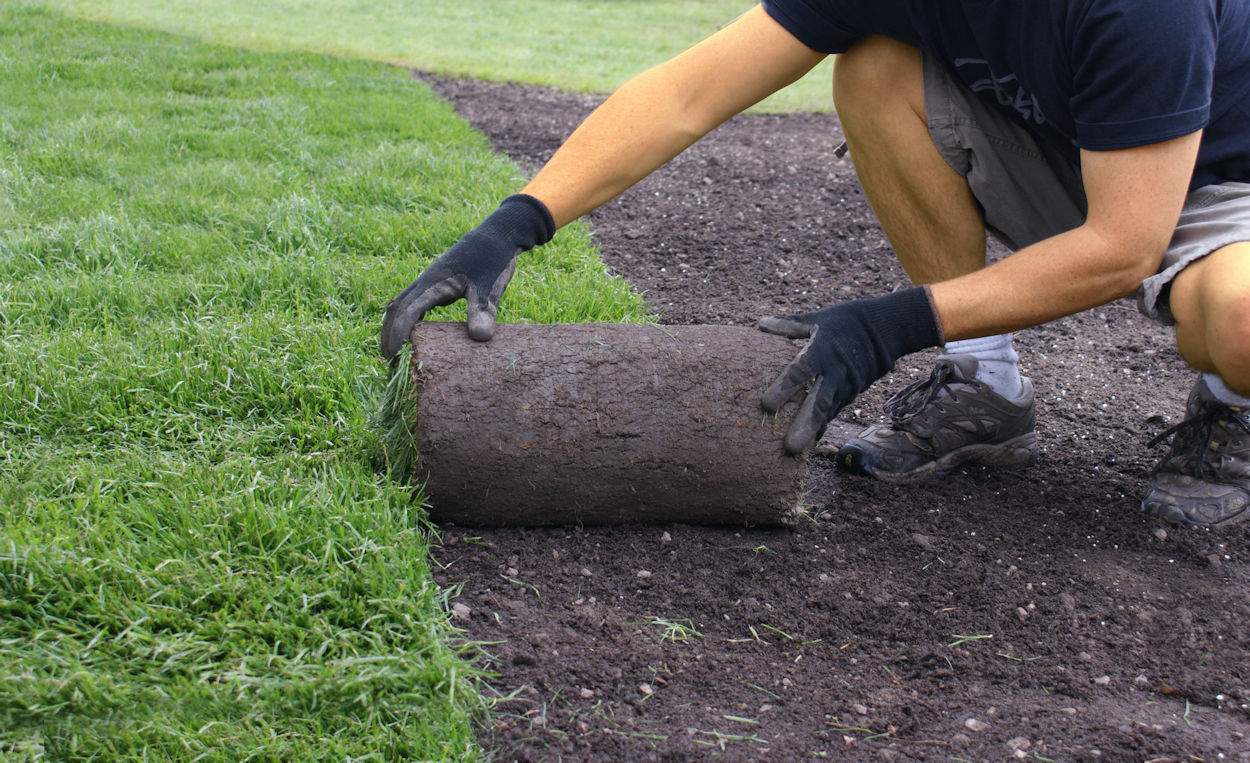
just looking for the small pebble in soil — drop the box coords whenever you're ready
[639,684,653,696]
[964,718,990,732]
[451,602,471,620]
[1008,736,1031,751]
[580,688,594,699]
[637,569,652,579]
[1094,675,1111,686]
[1154,528,1168,541]
[853,703,869,715]
[660,531,672,544]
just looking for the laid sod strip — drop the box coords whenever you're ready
[0,5,645,758]
[37,0,835,113]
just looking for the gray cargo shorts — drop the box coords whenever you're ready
[922,53,1250,325]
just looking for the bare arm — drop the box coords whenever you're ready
[930,131,1202,339]
[380,5,823,355]
[754,130,1202,452]
[521,5,826,227]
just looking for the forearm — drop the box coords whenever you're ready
[521,64,714,227]
[521,5,825,228]
[930,133,1201,341]
[929,225,1163,340]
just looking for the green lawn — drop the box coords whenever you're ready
[38,0,835,113]
[0,4,646,757]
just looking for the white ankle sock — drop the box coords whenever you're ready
[944,333,1027,400]
[1203,373,1250,407]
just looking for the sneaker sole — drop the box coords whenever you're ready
[1141,484,1250,527]
[1143,500,1248,528]
[838,432,1039,485]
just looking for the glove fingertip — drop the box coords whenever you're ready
[757,315,816,340]
[760,383,793,413]
[756,316,794,336]
[466,312,497,342]
[379,315,408,359]
[784,422,817,455]
[381,327,414,359]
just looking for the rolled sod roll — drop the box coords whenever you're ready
[404,322,810,527]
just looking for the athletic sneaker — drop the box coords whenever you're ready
[836,354,1038,483]
[1141,377,1250,527]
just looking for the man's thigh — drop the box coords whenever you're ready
[922,54,1086,252]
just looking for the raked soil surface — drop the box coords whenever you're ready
[420,73,1250,762]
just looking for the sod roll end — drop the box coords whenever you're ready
[399,322,810,527]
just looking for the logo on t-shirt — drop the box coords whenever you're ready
[954,58,1048,127]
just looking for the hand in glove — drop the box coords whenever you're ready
[758,286,943,454]
[380,194,555,359]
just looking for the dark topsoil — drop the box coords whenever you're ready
[420,74,1250,762]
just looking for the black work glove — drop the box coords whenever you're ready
[380,194,555,359]
[758,286,943,454]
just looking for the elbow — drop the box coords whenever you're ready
[1101,258,1162,302]
[1086,227,1171,299]
[1116,250,1165,297]
[617,65,714,143]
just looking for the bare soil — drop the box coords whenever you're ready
[421,74,1250,762]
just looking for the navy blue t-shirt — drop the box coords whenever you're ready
[762,0,1250,190]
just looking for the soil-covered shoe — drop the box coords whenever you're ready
[835,354,1037,483]
[1142,378,1250,527]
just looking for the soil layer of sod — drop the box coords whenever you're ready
[421,74,1250,761]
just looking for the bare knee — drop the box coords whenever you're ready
[832,35,925,120]
[1172,243,1250,393]
[1207,296,1250,393]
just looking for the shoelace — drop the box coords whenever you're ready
[1148,401,1250,479]
[884,362,959,424]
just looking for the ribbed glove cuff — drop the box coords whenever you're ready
[864,286,945,358]
[479,193,556,250]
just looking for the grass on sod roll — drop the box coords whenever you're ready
[37,0,835,113]
[0,4,648,757]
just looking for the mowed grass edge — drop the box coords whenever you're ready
[0,4,648,758]
[37,0,836,113]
